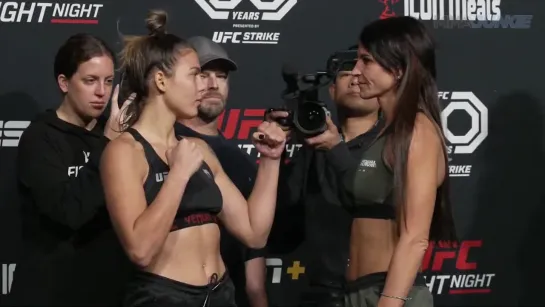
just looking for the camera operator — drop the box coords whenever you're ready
[267,59,382,307]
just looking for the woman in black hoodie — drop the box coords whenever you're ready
[10,33,133,306]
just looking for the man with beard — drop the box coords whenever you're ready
[175,36,268,307]
[267,50,382,307]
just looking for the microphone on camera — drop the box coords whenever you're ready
[281,63,300,95]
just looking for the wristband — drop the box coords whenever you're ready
[380,293,412,301]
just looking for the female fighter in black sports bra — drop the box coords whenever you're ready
[305,17,457,307]
[99,10,285,307]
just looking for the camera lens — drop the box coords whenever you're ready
[296,102,326,131]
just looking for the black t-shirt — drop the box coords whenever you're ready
[175,123,266,307]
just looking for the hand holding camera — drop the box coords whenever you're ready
[265,106,341,150]
[267,47,356,141]
[304,116,342,150]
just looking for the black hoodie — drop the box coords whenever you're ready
[9,110,131,306]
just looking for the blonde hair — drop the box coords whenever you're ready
[119,9,193,128]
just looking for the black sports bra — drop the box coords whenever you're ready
[126,128,223,231]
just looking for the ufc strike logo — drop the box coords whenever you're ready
[266,258,283,284]
[422,240,481,272]
[214,31,242,43]
[0,120,30,147]
[217,109,265,140]
[440,92,488,154]
[194,0,297,20]
[212,31,280,44]
[1,263,15,295]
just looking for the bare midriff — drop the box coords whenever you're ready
[346,218,397,281]
[144,223,225,285]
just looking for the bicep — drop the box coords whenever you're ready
[100,141,148,247]
[402,117,442,238]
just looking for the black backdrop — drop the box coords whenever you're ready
[1,0,545,306]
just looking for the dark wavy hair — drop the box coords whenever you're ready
[359,16,457,242]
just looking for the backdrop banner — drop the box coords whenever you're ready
[1,0,544,306]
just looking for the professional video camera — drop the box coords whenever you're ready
[265,47,358,137]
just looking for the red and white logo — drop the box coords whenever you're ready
[378,0,400,19]
[423,240,495,295]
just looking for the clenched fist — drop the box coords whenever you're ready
[166,138,203,178]
[252,121,286,160]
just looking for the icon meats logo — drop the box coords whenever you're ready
[423,240,494,295]
[439,91,487,178]
[217,108,301,162]
[403,0,533,29]
[0,2,103,24]
[194,0,297,45]
[379,0,400,19]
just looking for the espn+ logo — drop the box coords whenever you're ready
[266,258,305,284]
[1,263,15,295]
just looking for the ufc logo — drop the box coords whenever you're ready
[218,109,266,140]
[212,31,242,43]
[422,240,481,272]
[440,92,487,154]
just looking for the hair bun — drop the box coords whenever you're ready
[145,9,167,36]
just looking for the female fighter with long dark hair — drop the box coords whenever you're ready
[305,16,457,307]
[100,10,286,307]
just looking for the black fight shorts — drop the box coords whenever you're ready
[123,271,237,307]
[344,272,433,307]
